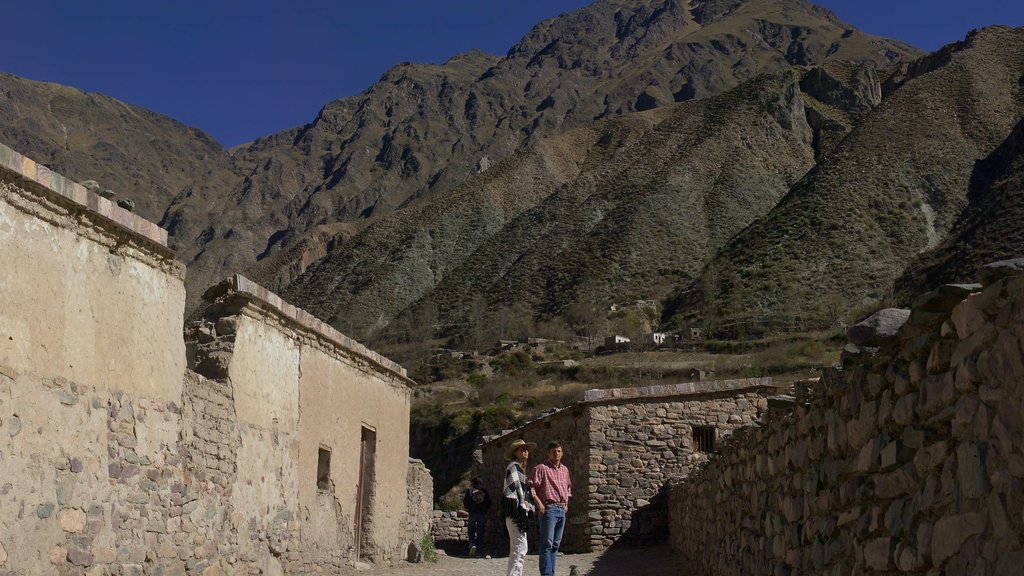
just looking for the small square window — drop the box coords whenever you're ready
[317,447,332,490]
[693,426,716,453]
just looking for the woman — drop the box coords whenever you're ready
[502,438,536,576]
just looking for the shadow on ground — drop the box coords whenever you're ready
[580,544,681,576]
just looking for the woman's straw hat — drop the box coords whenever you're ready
[505,438,537,461]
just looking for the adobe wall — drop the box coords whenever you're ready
[0,146,431,574]
[191,275,420,569]
[402,459,434,558]
[0,146,246,574]
[0,143,184,402]
[670,270,1024,575]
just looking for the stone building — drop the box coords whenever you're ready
[0,143,431,574]
[468,378,781,553]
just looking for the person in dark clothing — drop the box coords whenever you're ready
[463,476,492,556]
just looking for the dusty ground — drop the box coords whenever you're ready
[345,546,684,575]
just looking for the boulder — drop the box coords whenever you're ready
[978,258,1024,287]
[848,309,911,346]
[912,284,981,312]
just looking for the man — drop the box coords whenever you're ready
[530,441,572,576]
[462,476,492,556]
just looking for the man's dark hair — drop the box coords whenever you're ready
[547,441,562,451]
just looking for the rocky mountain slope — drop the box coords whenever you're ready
[0,72,240,223]
[16,0,1020,349]
[282,69,826,339]
[670,26,1024,333]
[159,0,919,311]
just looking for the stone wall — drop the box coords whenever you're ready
[670,267,1024,575]
[588,390,768,549]
[475,378,777,554]
[431,511,469,552]
[402,460,434,557]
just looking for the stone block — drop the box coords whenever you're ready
[956,442,990,499]
[67,548,93,567]
[950,293,991,338]
[977,258,1024,287]
[59,508,87,533]
[848,309,910,346]
[37,502,55,518]
[931,512,986,566]
[874,464,918,499]
[919,372,954,416]
[915,284,981,314]
[864,536,892,570]
[927,340,957,373]
[892,393,916,425]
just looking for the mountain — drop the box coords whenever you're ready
[281,69,825,340]
[0,72,240,223]
[670,26,1024,333]
[158,0,920,311]
[0,0,944,343]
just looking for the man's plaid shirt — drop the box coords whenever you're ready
[529,461,572,505]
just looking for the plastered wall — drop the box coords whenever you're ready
[0,177,185,402]
[296,340,412,561]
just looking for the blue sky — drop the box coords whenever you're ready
[2,1,1021,147]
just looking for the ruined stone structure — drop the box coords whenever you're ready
[0,143,432,574]
[671,270,1024,575]
[459,378,779,554]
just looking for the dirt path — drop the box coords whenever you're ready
[345,545,684,575]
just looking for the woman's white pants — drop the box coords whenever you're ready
[506,517,528,576]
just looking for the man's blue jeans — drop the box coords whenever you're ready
[538,505,566,576]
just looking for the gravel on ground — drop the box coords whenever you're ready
[342,545,684,575]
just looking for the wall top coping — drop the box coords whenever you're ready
[483,377,779,447]
[581,377,776,403]
[207,274,410,382]
[0,141,169,247]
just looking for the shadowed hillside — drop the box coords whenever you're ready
[895,116,1024,297]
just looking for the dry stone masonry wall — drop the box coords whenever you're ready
[670,261,1024,575]
[588,391,768,549]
